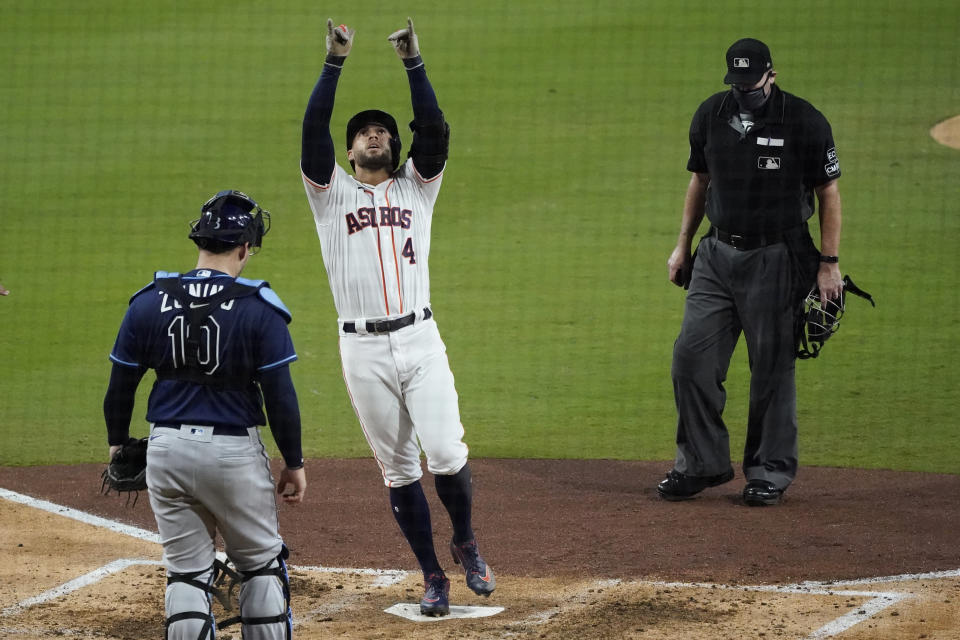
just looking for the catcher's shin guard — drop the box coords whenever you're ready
[221,546,292,640]
[164,567,216,640]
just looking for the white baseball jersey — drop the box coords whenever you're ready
[302,157,468,487]
[302,158,443,324]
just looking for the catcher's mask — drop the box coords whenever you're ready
[797,275,875,359]
[346,109,402,171]
[189,190,271,254]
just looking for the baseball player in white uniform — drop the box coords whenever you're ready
[299,19,495,616]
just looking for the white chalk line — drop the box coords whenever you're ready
[799,568,960,586]
[293,565,411,588]
[2,487,958,637]
[0,487,161,544]
[290,565,413,627]
[1,558,163,618]
[0,487,412,629]
[598,572,960,639]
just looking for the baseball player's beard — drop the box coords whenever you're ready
[353,147,393,172]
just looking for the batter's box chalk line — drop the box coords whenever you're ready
[1,558,163,618]
[294,564,411,588]
[384,603,506,622]
[597,573,960,640]
[3,488,959,637]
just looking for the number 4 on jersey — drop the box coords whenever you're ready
[402,238,416,264]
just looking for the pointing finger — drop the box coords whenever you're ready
[407,17,415,35]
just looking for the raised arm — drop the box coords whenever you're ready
[389,18,449,179]
[301,20,355,185]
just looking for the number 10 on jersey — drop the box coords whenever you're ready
[167,316,221,374]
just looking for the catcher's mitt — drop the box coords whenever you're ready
[101,437,148,505]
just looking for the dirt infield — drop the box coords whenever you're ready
[1,459,959,638]
[931,115,960,149]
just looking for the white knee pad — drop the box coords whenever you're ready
[237,549,292,640]
[164,568,215,640]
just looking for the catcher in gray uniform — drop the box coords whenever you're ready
[103,191,306,639]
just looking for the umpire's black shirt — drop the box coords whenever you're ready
[687,84,840,236]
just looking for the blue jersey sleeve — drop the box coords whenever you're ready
[405,56,449,180]
[301,56,344,186]
[109,305,143,368]
[256,303,297,373]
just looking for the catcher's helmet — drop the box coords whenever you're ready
[796,275,875,359]
[346,109,402,171]
[796,286,844,359]
[189,190,271,253]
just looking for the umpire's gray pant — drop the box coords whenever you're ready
[671,236,798,490]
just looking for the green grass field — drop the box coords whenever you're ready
[1,0,957,472]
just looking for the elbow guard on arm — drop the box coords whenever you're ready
[409,117,450,178]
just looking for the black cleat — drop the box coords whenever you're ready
[450,539,495,596]
[656,468,735,501]
[420,572,450,617]
[742,480,784,506]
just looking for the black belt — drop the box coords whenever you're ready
[712,227,786,251]
[343,308,432,334]
[154,423,250,437]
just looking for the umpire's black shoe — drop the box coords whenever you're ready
[742,480,784,506]
[656,468,735,501]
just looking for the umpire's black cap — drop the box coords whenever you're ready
[724,38,773,86]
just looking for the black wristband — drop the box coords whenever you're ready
[325,54,347,67]
[819,255,839,263]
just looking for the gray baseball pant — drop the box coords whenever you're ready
[671,236,799,490]
[146,424,290,639]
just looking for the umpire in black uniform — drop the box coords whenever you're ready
[658,38,844,506]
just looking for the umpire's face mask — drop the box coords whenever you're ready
[732,72,772,112]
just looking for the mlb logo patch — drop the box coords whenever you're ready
[734,57,750,68]
[758,156,781,170]
[178,424,213,442]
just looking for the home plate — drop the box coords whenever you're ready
[384,603,505,622]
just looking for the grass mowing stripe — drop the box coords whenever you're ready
[0,1,957,471]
